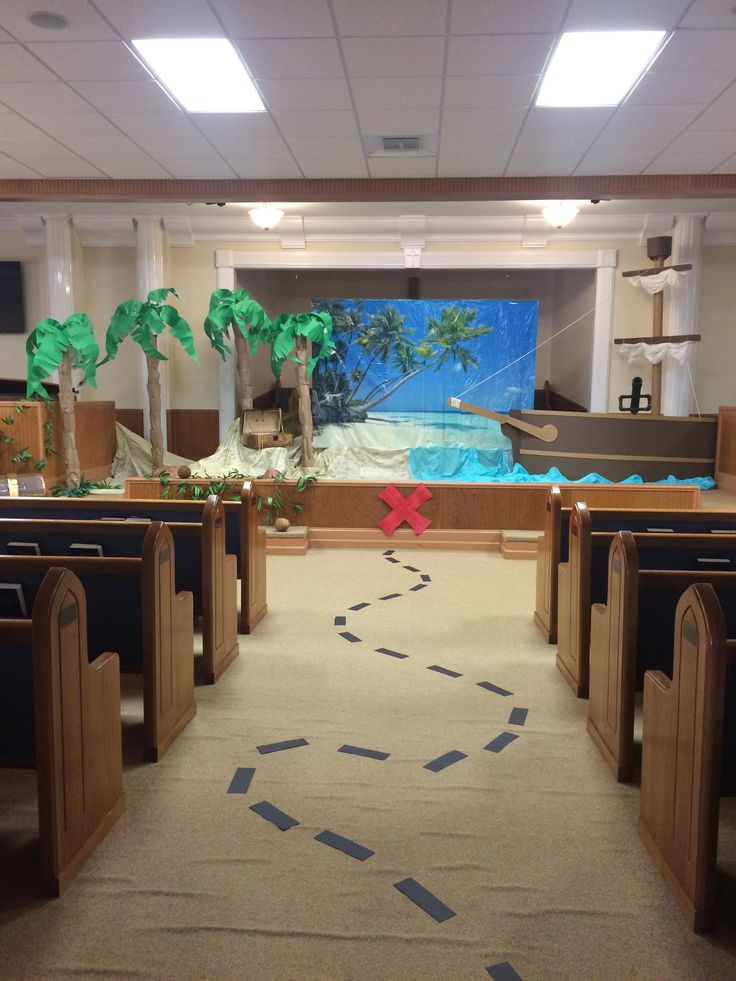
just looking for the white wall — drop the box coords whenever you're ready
[550,270,596,409]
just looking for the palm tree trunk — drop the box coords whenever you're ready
[233,330,253,414]
[57,350,80,489]
[358,366,426,411]
[295,336,314,467]
[146,347,165,474]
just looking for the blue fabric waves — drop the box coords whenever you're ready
[407,446,715,488]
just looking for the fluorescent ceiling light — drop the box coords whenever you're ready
[536,31,666,107]
[131,38,265,113]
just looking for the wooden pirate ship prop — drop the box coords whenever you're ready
[448,236,717,483]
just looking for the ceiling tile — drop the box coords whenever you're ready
[575,152,653,174]
[689,83,736,129]
[447,35,555,76]
[367,156,437,177]
[451,0,568,34]
[236,39,343,78]
[271,110,359,137]
[665,129,736,154]
[439,132,517,155]
[437,155,510,176]
[358,107,440,134]
[193,114,280,139]
[208,136,295,161]
[563,0,691,31]
[90,156,172,178]
[134,137,227,160]
[441,106,527,134]
[444,75,538,108]
[603,102,705,140]
[71,80,177,112]
[645,151,730,172]
[522,106,614,134]
[628,70,736,105]
[105,112,203,140]
[256,77,352,112]
[26,111,123,139]
[681,0,736,29]
[230,158,304,178]
[0,138,79,161]
[342,37,445,77]
[27,41,149,81]
[213,0,335,38]
[505,153,581,176]
[32,157,107,177]
[160,158,238,179]
[0,0,118,41]
[0,81,90,113]
[333,0,447,36]
[94,0,223,38]
[513,129,598,157]
[713,152,736,172]
[300,158,369,177]
[0,113,51,139]
[286,135,364,158]
[351,77,442,109]
[654,30,736,73]
[0,43,57,81]
[0,152,42,176]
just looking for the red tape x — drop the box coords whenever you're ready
[378,483,433,536]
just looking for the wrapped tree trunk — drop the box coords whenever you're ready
[233,330,253,413]
[295,336,314,467]
[56,350,81,489]
[146,346,165,474]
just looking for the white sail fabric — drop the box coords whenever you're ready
[626,268,688,294]
[617,340,697,366]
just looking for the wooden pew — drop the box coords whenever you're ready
[558,503,736,696]
[638,583,736,933]
[0,567,125,895]
[0,481,266,634]
[534,484,712,644]
[587,530,736,781]
[0,494,238,684]
[0,521,195,762]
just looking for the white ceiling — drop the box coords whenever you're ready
[0,0,735,237]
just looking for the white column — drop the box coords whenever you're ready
[43,214,75,387]
[589,252,617,412]
[661,214,706,416]
[134,217,167,439]
[215,250,237,442]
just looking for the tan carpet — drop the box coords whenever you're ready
[1,548,736,980]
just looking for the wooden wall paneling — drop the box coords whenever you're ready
[115,409,144,437]
[715,406,736,490]
[166,409,220,461]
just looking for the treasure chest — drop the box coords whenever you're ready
[241,409,294,450]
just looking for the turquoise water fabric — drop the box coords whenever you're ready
[407,446,716,488]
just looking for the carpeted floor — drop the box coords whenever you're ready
[1,548,736,980]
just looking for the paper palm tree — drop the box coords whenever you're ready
[103,288,198,473]
[203,288,271,414]
[26,313,99,488]
[268,310,335,466]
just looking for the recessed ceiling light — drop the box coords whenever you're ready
[131,38,265,113]
[536,31,667,107]
[28,11,68,29]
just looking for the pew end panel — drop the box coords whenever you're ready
[240,482,267,634]
[202,495,239,684]
[534,486,561,643]
[141,523,196,762]
[0,568,125,895]
[557,503,592,697]
[638,584,730,933]
[587,534,640,782]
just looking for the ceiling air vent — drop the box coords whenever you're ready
[381,136,423,153]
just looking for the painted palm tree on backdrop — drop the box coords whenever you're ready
[203,288,271,415]
[103,288,198,474]
[26,313,99,488]
[356,304,492,412]
[268,310,335,466]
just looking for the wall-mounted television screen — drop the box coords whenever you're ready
[0,261,26,334]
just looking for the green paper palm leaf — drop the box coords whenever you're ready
[103,287,198,365]
[203,288,272,361]
[26,313,99,400]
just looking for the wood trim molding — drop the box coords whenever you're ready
[1,174,735,203]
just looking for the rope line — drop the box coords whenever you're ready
[453,304,599,400]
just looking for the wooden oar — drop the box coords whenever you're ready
[448,398,558,444]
